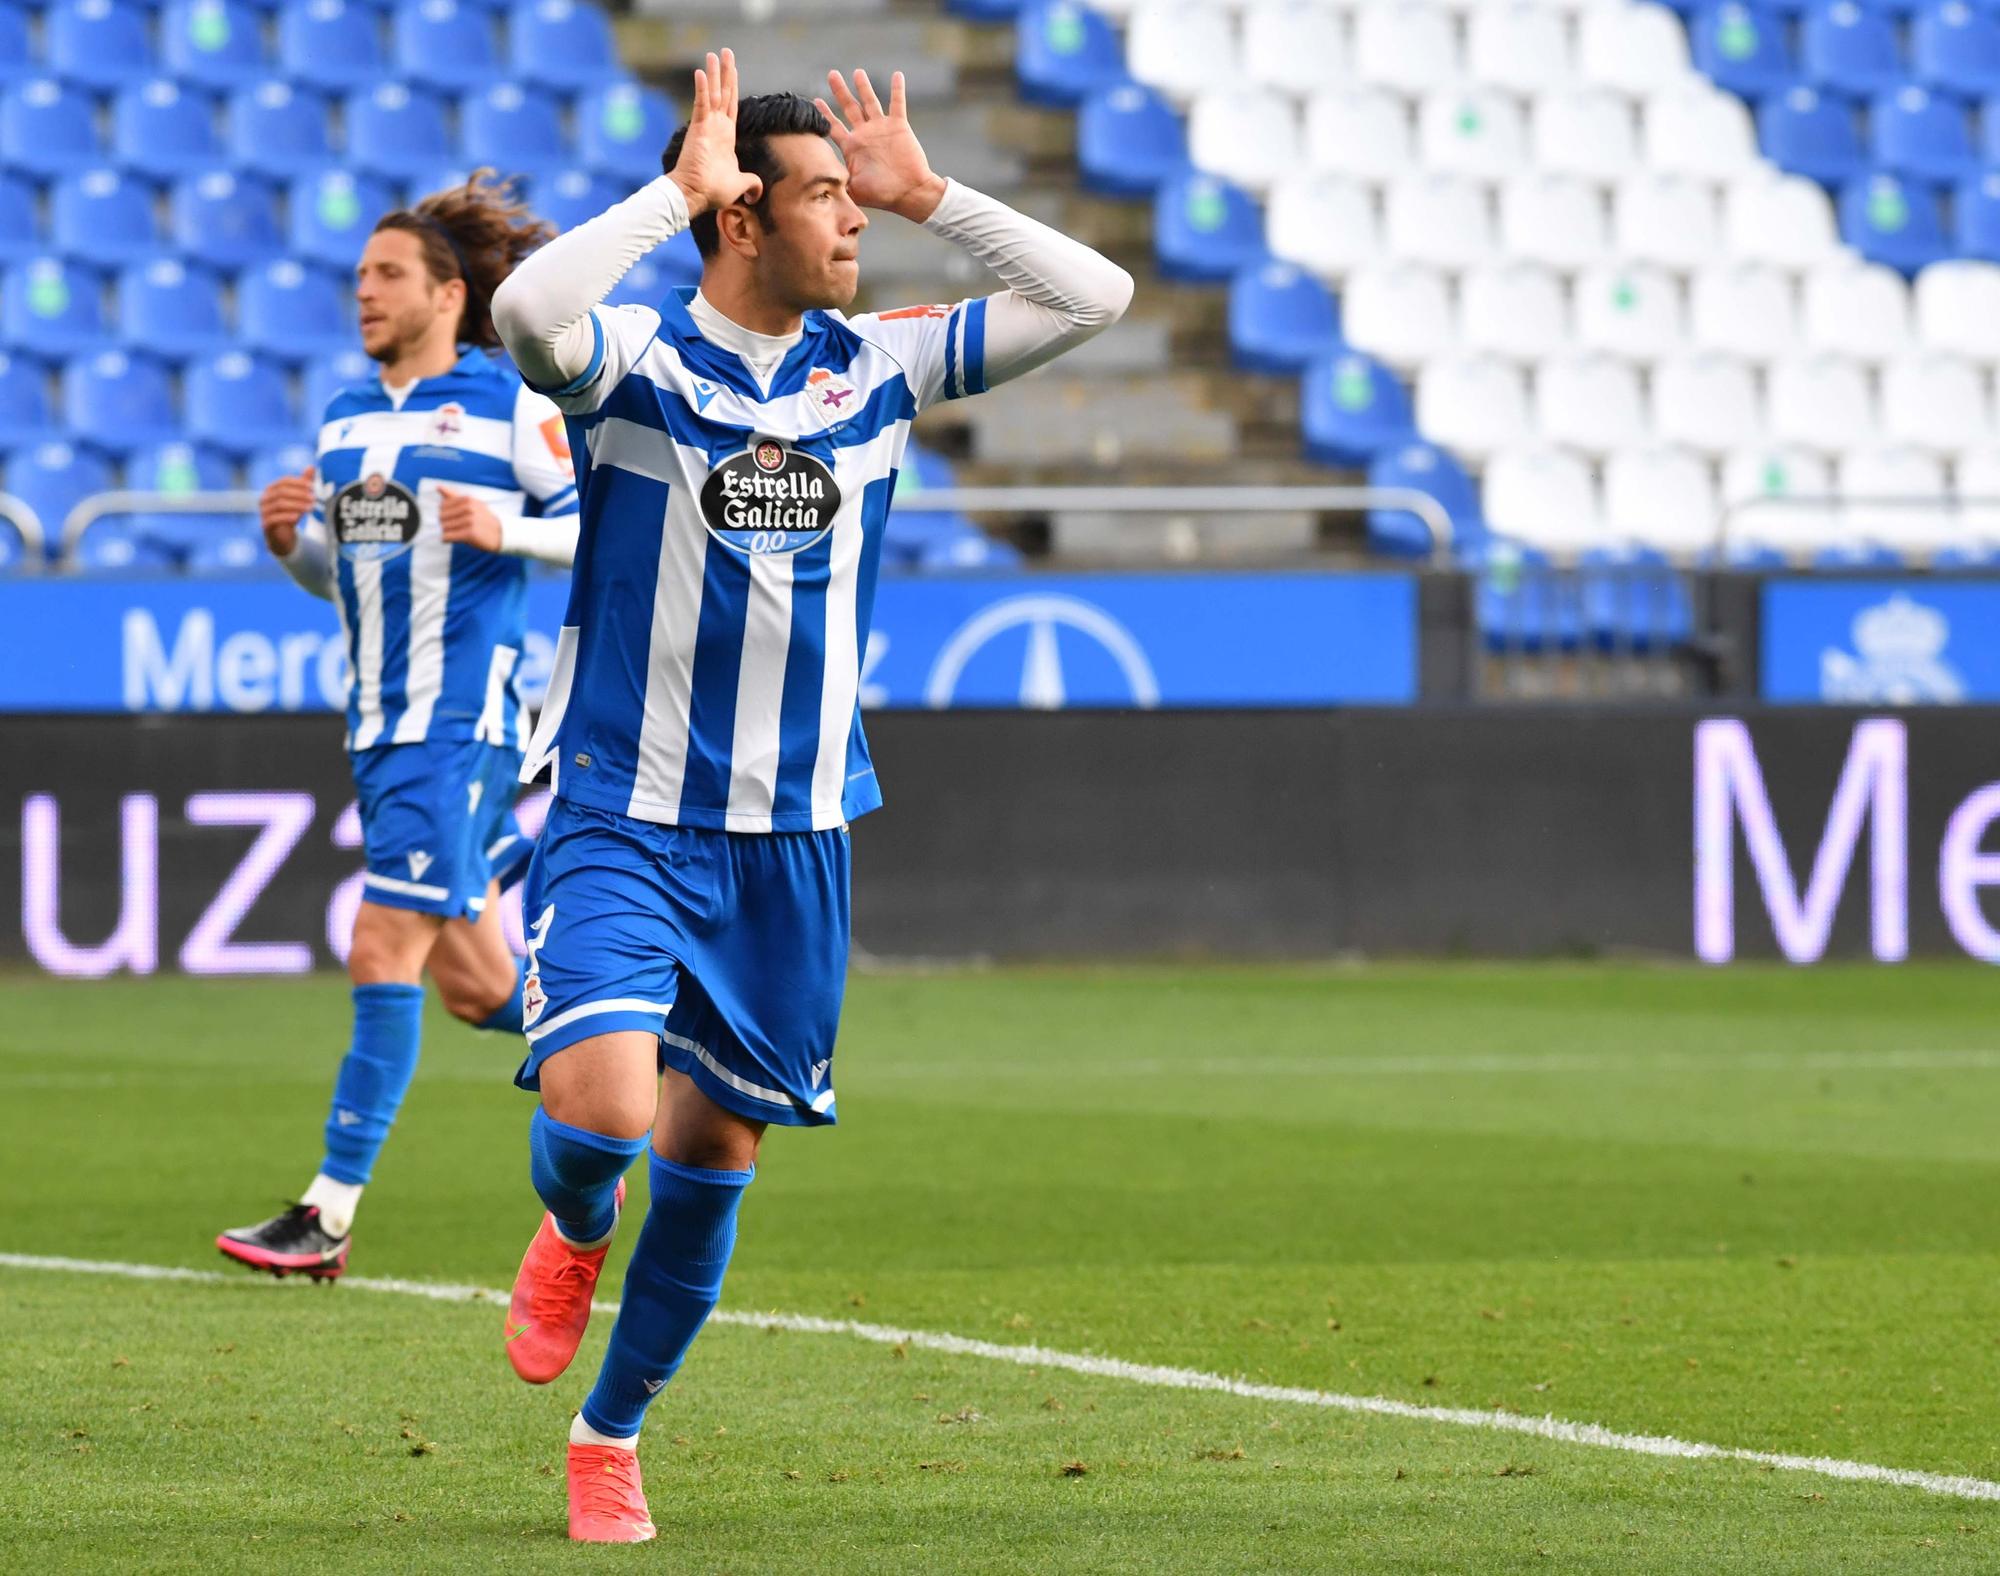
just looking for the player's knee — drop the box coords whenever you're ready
[347,906,430,986]
[542,1081,655,1143]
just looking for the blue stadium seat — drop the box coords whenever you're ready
[1581,550,1694,651]
[605,234,700,305]
[50,169,162,265]
[1078,80,1185,197]
[1690,3,1797,98]
[1759,85,1866,182]
[3,79,107,176]
[113,80,227,180]
[171,171,285,267]
[0,518,26,572]
[509,0,620,90]
[391,0,499,92]
[0,6,32,84]
[1951,170,2000,259]
[123,438,244,557]
[1838,171,1950,270]
[1477,551,1584,655]
[1802,1,1902,97]
[948,0,1023,17]
[575,82,674,185]
[1870,86,1977,178]
[1300,350,1414,466]
[304,348,373,418]
[1913,0,2000,95]
[185,525,271,571]
[278,0,386,92]
[2,258,107,356]
[0,173,43,263]
[881,441,980,568]
[10,441,114,562]
[532,165,621,231]
[227,80,335,177]
[399,164,482,207]
[64,350,179,456]
[1813,541,1907,568]
[289,169,395,269]
[461,81,568,174]
[240,258,350,358]
[1016,0,1124,106]
[0,352,61,453]
[187,350,297,455]
[248,439,315,488]
[1154,168,1264,282]
[1228,258,1341,375]
[46,0,156,91]
[162,0,269,90]
[1367,441,1483,558]
[345,82,453,180]
[117,257,230,357]
[1932,541,2000,568]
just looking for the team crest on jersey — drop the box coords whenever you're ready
[698,435,842,558]
[806,367,859,416]
[330,472,421,562]
[430,402,463,441]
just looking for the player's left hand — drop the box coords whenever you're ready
[438,487,505,553]
[817,69,948,224]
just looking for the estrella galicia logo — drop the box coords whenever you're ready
[924,594,1161,710]
[699,436,842,558]
[330,472,421,563]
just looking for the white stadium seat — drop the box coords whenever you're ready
[1342,262,1457,371]
[1644,84,1759,179]
[1187,89,1301,194]
[1574,264,1685,363]
[1468,3,1571,92]
[1355,2,1459,94]
[1766,354,1875,453]
[1483,446,1605,554]
[1723,172,1842,269]
[1499,175,1610,268]
[1578,3,1690,94]
[1385,173,1495,270]
[1953,448,2000,543]
[1266,174,1380,279]
[1801,261,1916,363]
[1602,445,1721,555]
[1721,444,1840,556]
[1882,355,1991,455]
[1460,262,1570,361]
[1304,87,1414,182]
[1914,261,2000,361]
[1417,354,1534,461]
[1654,354,1763,456]
[1689,264,1799,363]
[1613,174,1722,272]
[1537,352,1649,455]
[1419,88,1530,179]
[1836,446,1956,553]
[1127,0,1239,103]
[1532,89,1641,182]
[1242,1,1348,95]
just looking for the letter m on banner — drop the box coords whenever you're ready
[1694,718,1908,964]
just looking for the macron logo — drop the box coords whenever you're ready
[810,1058,830,1090]
[334,1108,362,1127]
[408,850,434,881]
[642,1377,667,1394]
[694,382,720,413]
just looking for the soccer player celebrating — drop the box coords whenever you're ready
[489,52,1133,1542]
[217,174,582,1281]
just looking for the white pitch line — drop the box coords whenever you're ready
[4,1251,1997,1505]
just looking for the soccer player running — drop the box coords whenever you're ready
[216,174,583,1281]
[488,50,1133,1542]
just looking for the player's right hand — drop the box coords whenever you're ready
[259,466,315,558]
[668,49,763,219]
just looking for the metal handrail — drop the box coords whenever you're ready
[0,492,46,560]
[59,490,263,559]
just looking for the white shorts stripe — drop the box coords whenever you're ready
[524,995,675,1045]
[663,1029,801,1110]
[363,871,451,901]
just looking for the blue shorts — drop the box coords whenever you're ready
[351,739,527,921]
[515,796,851,1128]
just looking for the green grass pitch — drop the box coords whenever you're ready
[3,963,1998,1572]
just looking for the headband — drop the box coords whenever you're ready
[415,212,472,286]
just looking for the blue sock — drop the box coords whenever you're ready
[581,1152,753,1438]
[529,1106,647,1244]
[478,959,528,1035]
[319,983,427,1185]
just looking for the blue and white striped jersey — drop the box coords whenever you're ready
[525,287,988,833]
[311,351,579,753]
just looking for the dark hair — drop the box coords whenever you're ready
[661,92,833,258]
[374,169,557,348]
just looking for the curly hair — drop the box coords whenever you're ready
[374,169,557,348]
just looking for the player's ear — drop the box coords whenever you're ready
[715,202,760,259]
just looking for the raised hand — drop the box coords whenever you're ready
[438,487,504,553]
[669,49,764,218]
[816,69,947,224]
[259,465,315,557]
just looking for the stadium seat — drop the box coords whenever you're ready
[1654,353,1763,455]
[604,237,700,306]
[1532,89,1639,182]
[1581,550,1694,652]
[1839,172,1950,272]
[50,169,162,266]
[1416,354,1531,462]
[278,0,387,92]
[461,82,567,176]
[1078,80,1185,195]
[122,437,244,558]
[0,174,42,264]
[0,7,28,86]
[1468,3,1570,92]
[1384,174,1492,270]
[161,0,269,90]
[1367,440,1484,558]
[346,82,453,180]
[1952,170,2000,261]
[392,0,499,92]
[509,0,621,90]
[1913,259,2000,356]
[1759,86,1866,183]
[1644,83,1760,178]
[303,348,374,418]
[227,81,335,178]
[1613,174,1720,270]
[1419,88,1528,179]
[1691,2,1797,98]
[63,349,179,455]
[186,350,298,455]
[172,172,284,268]
[1869,86,1977,181]
[1153,168,1263,281]
[531,166,623,231]
[0,520,26,573]
[1801,1,1903,97]
[1836,445,1955,550]
[1767,353,1875,450]
[0,352,62,453]
[1882,353,1989,451]
[1241,1,1346,95]
[1015,1,1123,106]
[239,258,349,359]
[2,258,107,356]
[1601,446,1721,556]
[882,442,983,568]
[13,442,116,564]
[248,439,315,489]
[1460,263,1568,362]
[1574,263,1686,362]
[1499,174,1611,268]
[1128,0,1237,102]
[1341,262,1453,372]
[1724,170,1842,266]
[1300,349,1414,465]
[1226,257,1340,375]
[46,0,155,91]
[113,81,226,181]
[1578,3,1691,94]
[1187,89,1298,194]
[289,169,395,269]
[1721,445,1837,558]
[1304,87,1412,181]
[1482,447,1601,556]
[575,82,676,185]
[1800,257,1913,358]
[117,258,230,357]
[1537,353,1647,456]
[1476,548,1586,654]
[1690,262,1799,360]
[1913,1,2000,96]
[1355,3,1456,95]
[1952,447,2000,544]
[1,79,104,176]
